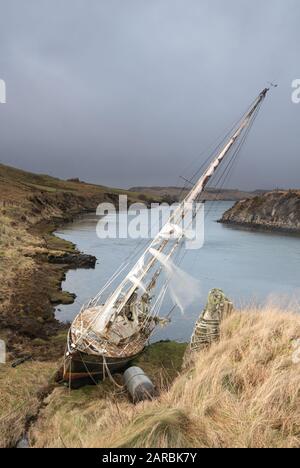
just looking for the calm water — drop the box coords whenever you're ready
[55,202,300,342]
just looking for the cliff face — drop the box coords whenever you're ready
[220,191,300,233]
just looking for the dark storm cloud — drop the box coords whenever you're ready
[0,0,299,189]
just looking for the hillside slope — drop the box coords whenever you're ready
[220,190,300,233]
[0,163,152,360]
[29,307,300,449]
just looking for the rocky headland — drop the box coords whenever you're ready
[220,190,300,234]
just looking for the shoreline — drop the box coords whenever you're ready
[219,191,300,237]
[219,219,300,236]
[1,211,99,362]
[0,163,155,362]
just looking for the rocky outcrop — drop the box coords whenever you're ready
[220,191,300,233]
[48,252,97,269]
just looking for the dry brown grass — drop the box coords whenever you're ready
[0,361,56,448]
[0,162,158,363]
[30,307,300,448]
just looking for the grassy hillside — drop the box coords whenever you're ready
[0,341,186,448]
[0,163,155,360]
[28,307,300,448]
[1,306,299,448]
[0,162,150,201]
[0,361,56,448]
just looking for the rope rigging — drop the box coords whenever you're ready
[66,87,270,361]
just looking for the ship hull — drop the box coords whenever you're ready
[60,350,143,388]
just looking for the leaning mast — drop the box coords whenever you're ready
[63,87,271,386]
[95,88,270,332]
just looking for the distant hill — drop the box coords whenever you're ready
[0,163,153,204]
[129,185,267,202]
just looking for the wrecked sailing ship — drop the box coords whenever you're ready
[62,88,270,385]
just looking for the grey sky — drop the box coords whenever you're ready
[0,0,299,189]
